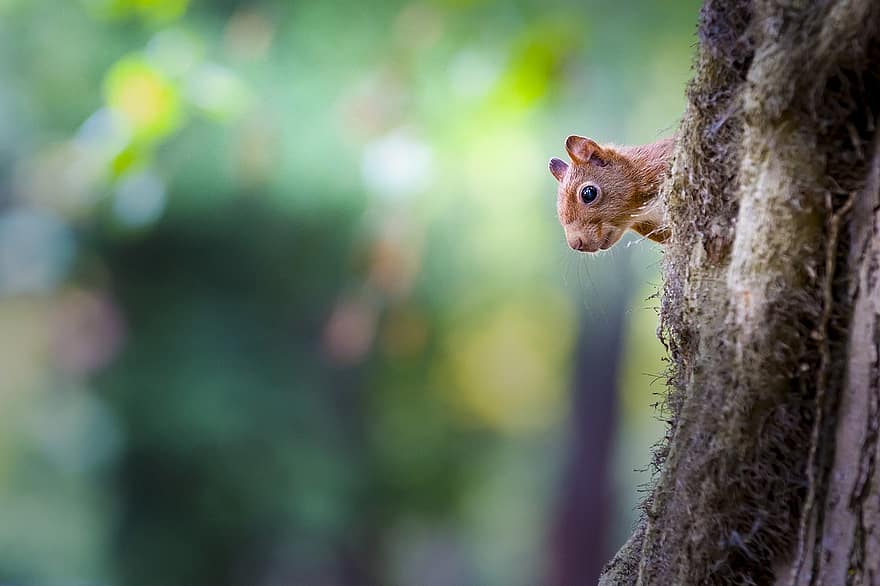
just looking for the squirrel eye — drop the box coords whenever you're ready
[580,185,599,204]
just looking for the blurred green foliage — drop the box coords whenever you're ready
[0,0,699,584]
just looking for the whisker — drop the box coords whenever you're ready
[626,223,668,248]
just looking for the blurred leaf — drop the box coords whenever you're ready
[83,0,190,22]
[488,18,581,113]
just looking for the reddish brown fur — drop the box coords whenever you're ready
[549,136,674,253]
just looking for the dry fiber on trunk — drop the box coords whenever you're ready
[600,0,880,583]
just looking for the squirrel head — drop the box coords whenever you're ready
[549,135,645,253]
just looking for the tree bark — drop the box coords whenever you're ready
[600,1,880,583]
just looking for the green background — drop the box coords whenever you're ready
[0,0,699,583]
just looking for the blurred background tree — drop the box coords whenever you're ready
[0,0,698,584]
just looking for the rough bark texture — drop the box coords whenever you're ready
[600,1,880,584]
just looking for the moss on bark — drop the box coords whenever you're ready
[601,1,880,583]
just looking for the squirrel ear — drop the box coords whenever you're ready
[565,135,607,166]
[549,157,568,182]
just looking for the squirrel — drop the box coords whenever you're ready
[548,135,674,252]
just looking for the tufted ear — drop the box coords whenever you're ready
[549,157,568,182]
[565,135,607,166]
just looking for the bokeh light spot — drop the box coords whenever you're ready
[186,63,251,120]
[0,209,75,296]
[362,129,433,200]
[442,299,574,433]
[146,28,203,78]
[112,170,167,228]
[225,8,275,61]
[104,56,183,142]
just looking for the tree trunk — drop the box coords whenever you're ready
[600,1,880,584]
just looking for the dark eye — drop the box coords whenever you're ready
[580,185,599,204]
